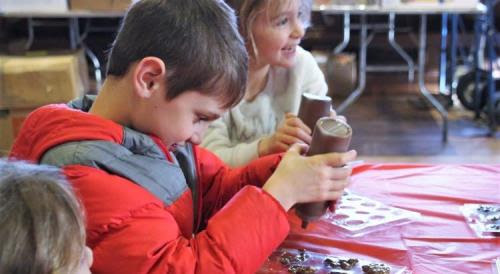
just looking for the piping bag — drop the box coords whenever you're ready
[296,93,352,229]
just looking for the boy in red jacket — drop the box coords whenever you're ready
[10,0,357,273]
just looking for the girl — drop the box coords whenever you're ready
[0,159,93,274]
[202,0,329,166]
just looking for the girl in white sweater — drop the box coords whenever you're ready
[201,0,328,167]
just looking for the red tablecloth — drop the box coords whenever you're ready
[268,164,500,273]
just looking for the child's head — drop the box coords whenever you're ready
[0,159,92,274]
[106,0,248,109]
[227,0,312,68]
[103,0,247,148]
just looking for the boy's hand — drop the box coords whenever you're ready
[258,113,312,156]
[262,144,357,211]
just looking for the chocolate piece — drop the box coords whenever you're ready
[280,249,310,267]
[280,252,299,266]
[339,258,358,270]
[287,265,317,274]
[297,248,309,262]
[340,260,351,270]
[348,258,359,265]
[486,213,500,223]
[486,223,500,230]
[324,257,358,270]
[280,256,292,266]
[323,257,341,268]
[362,263,391,274]
[478,205,500,213]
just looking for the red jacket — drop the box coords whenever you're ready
[10,104,290,273]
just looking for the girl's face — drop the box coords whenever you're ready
[250,0,306,69]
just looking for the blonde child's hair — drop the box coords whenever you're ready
[227,0,312,58]
[0,159,87,274]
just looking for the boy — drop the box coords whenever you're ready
[10,0,356,273]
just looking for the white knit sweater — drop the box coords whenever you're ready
[201,47,328,167]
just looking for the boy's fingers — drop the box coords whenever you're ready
[328,178,351,191]
[327,167,353,180]
[324,189,345,201]
[321,150,357,167]
[287,143,308,155]
[343,150,357,162]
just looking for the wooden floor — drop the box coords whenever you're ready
[333,72,500,164]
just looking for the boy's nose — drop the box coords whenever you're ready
[189,135,201,145]
[190,123,211,145]
[189,131,203,145]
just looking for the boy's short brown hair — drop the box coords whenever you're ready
[107,0,248,108]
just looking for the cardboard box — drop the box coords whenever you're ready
[0,108,33,156]
[0,0,67,13]
[0,110,13,156]
[70,0,136,12]
[0,52,87,109]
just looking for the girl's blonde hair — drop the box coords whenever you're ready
[227,0,312,58]
[0,159,86,274]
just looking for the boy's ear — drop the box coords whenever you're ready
[132,57,166,98]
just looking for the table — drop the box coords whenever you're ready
[313,1,486,143]
[0,11,125,89]
[261,163,500,273]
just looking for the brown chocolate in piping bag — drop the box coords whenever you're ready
[297,93,332,131]
[295,117,352,229]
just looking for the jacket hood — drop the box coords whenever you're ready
[10,96,124,162]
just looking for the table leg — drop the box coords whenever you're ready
[485,0,497,134]
[388,13,415,82]
[473,15,484,119]
[84,46,103,90]
[418,14,449,143]
[68,18,103,90]
[449,14,458,93]
[333,12,351,55]
[24,17,35,50]
[337,14,367,113]
[68,18,79,50]
[439,13,449,94]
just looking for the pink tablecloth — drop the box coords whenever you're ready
[269,164,500,273]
